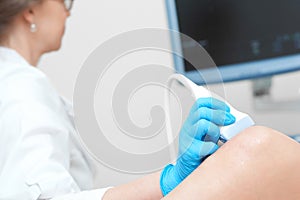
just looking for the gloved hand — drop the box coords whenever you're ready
[160,97,236,196]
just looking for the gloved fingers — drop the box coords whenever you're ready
[185,140,219,160]
[190,97,230,113]
[202,121,220,143]
[186,119,220,143]
[198,141,219,158]
[188,107,235,126]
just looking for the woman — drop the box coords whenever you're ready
[1,0,300,200]
[0,0,235,199]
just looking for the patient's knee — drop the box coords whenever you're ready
[218,125,299,162]
[218,126,282,160]
[233,125,275,146]
[236,125,295,147]
[225,126,271,146]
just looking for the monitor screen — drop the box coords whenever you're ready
[166,0,300,84]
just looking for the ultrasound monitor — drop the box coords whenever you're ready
[166,0,300,84]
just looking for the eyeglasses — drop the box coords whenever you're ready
[63,0,74,11]
[50,0,74,11]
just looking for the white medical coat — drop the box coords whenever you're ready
[0,47,110,199]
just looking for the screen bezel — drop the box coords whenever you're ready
[166,0,300,85]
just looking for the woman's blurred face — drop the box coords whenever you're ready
[33,0,71,52]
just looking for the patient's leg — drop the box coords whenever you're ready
[163,126,300,200]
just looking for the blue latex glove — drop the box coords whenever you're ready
[160,97,236,196]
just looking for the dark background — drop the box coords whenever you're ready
[175,0,300,71]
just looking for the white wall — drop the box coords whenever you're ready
[38,0,300,188]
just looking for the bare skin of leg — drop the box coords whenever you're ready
[163,126,300,200]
